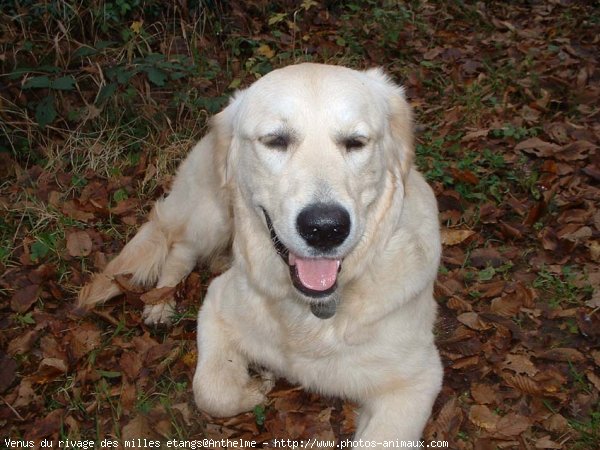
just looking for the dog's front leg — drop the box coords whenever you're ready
[192,272,272,417]
[354,357,442,445]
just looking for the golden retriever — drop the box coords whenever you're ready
[78,63,442,443]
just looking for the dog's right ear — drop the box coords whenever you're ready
[363,68,414,181]
[210,90,246,188]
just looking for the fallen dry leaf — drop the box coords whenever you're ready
[469,404,499,432]
[441,228,475,246]
[501,372,543,396]
[495,413,532,437]
[140,285,176,305]
[122,414,156,440]
[536,347,585,363]
[120,351,143,380]
[534,435,562,449]
[0,352,17,393]
[7,329,40,355]
[469,247,505,268]
[490,293,523,318]
[68,322,102,360]
[457,312,492,331]
[542,414,570,434]
[471,383,498,405]
[10,284,40,313]
[586,371,600,392]
[502,353,539,376]
[66,230,93,257]
[31,357,68,384]
[515,137,561,157]
[26,408,63,440]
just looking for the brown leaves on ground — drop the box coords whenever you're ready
[0,1,599,448]
[66,231,93,257]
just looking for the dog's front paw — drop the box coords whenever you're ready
[143,301,175,325]
[193,369,271,417]
[254,367,276,394]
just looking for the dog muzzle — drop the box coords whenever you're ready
[262,209,341,319]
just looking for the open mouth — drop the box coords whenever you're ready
[262,209,342,299]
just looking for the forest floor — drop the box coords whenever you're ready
[0,1,599,449]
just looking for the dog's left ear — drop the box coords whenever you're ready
[210,89,247,187]
[363,68,414,179]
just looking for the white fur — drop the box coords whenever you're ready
[78,64,442,443]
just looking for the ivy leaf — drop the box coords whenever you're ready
[145,67,167,86]
[30,239,50,262]
[105,66,135,84]
[50,76,76,90]
[96,82,118,105]
[73,46,97,58]
[23,76,51,89]
[35,95,57,128]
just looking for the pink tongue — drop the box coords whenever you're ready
[289,253,340,291]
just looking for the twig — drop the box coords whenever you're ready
[0,395,25,421]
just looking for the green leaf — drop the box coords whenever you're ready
[9,66,61,80]
[30,239,50,262]
[96,370,121,379]
[50,76,76,90]
[478,266,496,282]
[0,246,9,262]
[106,65,135,84]
[96,82,118,104]
[95,40,118,50]
[67,107,83,121]
[170,71,187,81]
[128,152,141,166]
[17,312,36,325]
[113,188,128,202]
[253,404,266,426]
[193,95,229,114]
[71,174,88,188]
[144,67,167,86]
[140,53,165,64]
[73,46,97,58]
[336,37,347,47]
[268,12,287,25]
[23,76,51,89]
[37,65,62,74]
[35,95,57,128]
[228,78,242,90]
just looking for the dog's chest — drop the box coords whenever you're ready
[239,306,371,390]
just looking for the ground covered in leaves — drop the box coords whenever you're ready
[1,1,599,449]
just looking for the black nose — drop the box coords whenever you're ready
[296,203,351,251]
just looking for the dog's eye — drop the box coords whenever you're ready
[343,137,367,151]
[262,134,290,150]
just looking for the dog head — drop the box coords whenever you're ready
[216,64,414,314]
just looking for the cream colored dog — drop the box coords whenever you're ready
[78,64,442,443]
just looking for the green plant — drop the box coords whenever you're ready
[20,73,77,127]
[490,124,539,140]
[14,312,36,326]
[416,134,515,204]
[253,404,266,426]
[570,410,600,450]
[30,231,60,263]
[533,265,592,308]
